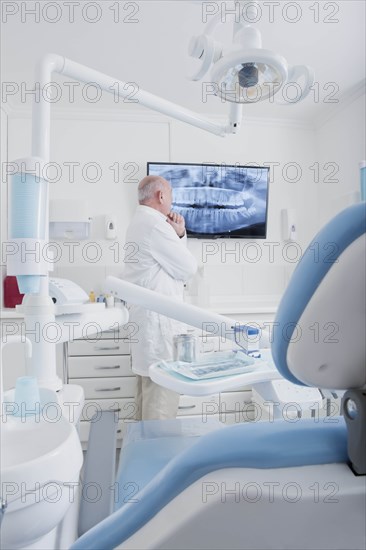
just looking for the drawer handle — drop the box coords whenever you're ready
[95,387,121,392]
[178,405,196,410]
[94,346,120,351]
[95,365,120,370]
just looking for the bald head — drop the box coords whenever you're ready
[138,175,172,215]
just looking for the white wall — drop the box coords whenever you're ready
[1,107,9,304]
[315,91,366,224]
[2,103,329,310]
[169,118,318,306]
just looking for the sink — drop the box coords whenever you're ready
[1,391,83,549]
[2,412,82,487]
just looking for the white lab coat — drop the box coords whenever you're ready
[122,205,197,376]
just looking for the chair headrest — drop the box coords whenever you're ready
[272,203,366,390]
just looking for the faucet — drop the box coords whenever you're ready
[0,335,32,418]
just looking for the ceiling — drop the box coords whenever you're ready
[1,0,365,124]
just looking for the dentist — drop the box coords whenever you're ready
[122,176,198,420]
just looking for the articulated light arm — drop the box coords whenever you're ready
[32,54,242,161]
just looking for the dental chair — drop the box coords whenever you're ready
[71,202,366,550]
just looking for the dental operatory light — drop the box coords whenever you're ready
[189,2,314,104]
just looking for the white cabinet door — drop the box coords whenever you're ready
[80,398,137,421]
[68,339,130,356]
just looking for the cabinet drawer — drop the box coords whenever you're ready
[220,391,252,412]
[177,394,219,416]
[80,398,138,421]
[72,376,137,399]
[68,339,130,356]
[99,323,139,340]
[68,355,132,378]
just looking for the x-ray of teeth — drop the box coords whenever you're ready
[147,162,269,237]
[177,205,258,233]
[172,187,252,208]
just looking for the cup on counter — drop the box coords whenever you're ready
[13,376,41,417]
[173,334,198,363]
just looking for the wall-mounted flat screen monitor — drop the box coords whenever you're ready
[147,162,270,238]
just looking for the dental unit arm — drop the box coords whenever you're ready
[32,53,242,164]
[7,3,313,391]
[10,34,286,393]
[7,2,314,391]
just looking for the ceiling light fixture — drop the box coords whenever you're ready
[189,2,314,105]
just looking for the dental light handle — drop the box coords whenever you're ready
[275,64,315,105]
[104,276,245,343]
[0,336,32,417]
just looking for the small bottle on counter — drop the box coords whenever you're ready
[105,294,114,308]
[89,290,96,303]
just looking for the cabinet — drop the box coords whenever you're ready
[66,328,137,448]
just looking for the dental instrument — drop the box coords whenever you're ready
[160,352,256,380]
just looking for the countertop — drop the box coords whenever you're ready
[1,300,279,319]
[1,308,24,319]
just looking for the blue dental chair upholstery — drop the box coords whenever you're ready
[72,203,366,550]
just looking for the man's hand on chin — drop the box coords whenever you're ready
[167,211,186,237]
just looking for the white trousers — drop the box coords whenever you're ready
[135,375,180,420]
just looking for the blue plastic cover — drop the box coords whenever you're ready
[272,203,366,385]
